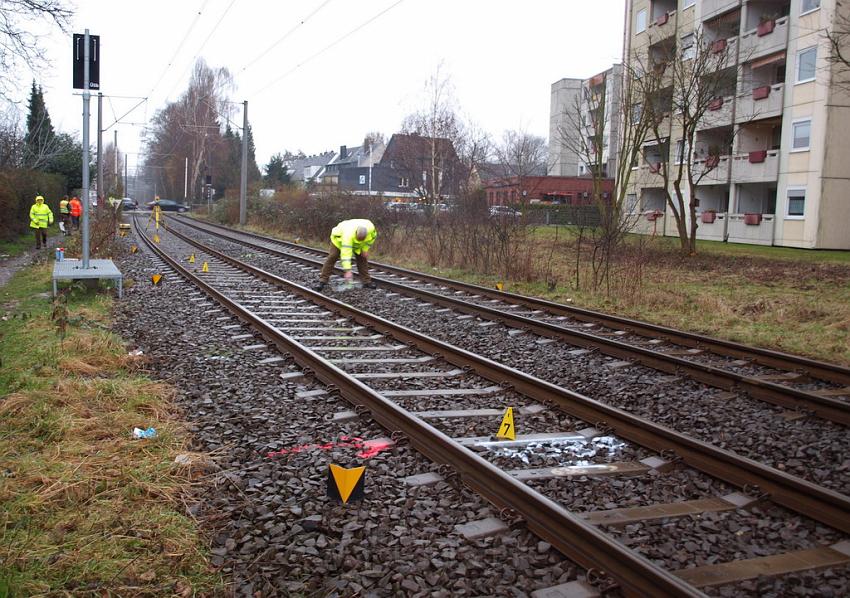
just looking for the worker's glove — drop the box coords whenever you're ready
[344,271,353,281]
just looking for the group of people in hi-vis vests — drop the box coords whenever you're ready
[30,194,83,249]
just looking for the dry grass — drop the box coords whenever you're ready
[0,264,221,595]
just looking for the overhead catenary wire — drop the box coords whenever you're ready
[237,0,334,74]
[250,0,406,98]
[145,0,210,100]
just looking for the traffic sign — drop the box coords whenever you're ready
[72,33,100,90]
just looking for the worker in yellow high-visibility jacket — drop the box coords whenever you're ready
[314,219,377,291]
[29,195,54,249]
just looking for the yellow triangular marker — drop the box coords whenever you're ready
[188,254,195,263]
[120,230,127,237]
[329,464,365,504]
[130,245,138,254]
[201,261,209,273]
[151,274,162,286]
[496,281,504,291]
[153,234,160,243]
[496,407,515,440]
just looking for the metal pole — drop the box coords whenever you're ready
[124,157,128,197]
[184,157,188,202]
[239,100,248,225]
[114,129,118,191]
[97,92,103,202]
[81,29,91,269]
[368,142,372,196]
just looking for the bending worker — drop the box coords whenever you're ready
[30,195,54,249]
[314,218,377,291]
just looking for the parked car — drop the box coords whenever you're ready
[120,197,138,210]
[145,199,189,212]
[489,205,522,218]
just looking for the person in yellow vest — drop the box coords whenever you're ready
[30,195,54,249]
[314,218,377,291]
[58,195,70,236]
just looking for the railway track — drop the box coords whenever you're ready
[134,215,850,596]
[168,215,850,427]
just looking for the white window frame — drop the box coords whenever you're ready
[796,46,817,84]
[800,0,821,16]
[786,187,806,219]
[635,8,647,34]
[791,118,811,152]
[681,33,695,61]
[682,0,696,9]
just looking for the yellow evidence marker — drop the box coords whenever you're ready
[130,245,138,254]
[151,274,163,286]
[327,464,365,504]
[152,234,160,243]
[496,407,516,440]
[496,281,504,291]
[201,261,209,273]
[188,253,195,264]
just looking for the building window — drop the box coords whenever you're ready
[787,188,805,218]
[675,139,690,164]
[359,174,366,185]
[681,33,695,60]
[792,119,811,151]
[626,193,638,212]
[682,0,696,8]
[796,46,817,83]
[801,0,820,14]
[399,177,409,188]
[635,8,647,33]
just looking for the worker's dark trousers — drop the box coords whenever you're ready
[33,227,47,249]
[319,244,370,283]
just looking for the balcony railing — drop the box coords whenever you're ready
[648,10,677,40]
[695,154,730,185]
[727,213,776,245]
[740,16,789,62]
[735,83,784,123]
[696,211,726,241]
[730,150,779,183]
[699,94,734,129]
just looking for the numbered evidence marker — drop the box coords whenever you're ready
[188,253,195,264]
[496,406,516,440]
[201,261,209,273]
[152,234,160,243]
[151,273,163,286]
[496,281,504,291]
[327,464,365,504]
[130,245,138,254]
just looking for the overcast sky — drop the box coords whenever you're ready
[19,0,625,176]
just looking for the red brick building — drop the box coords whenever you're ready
[483,175,614,207]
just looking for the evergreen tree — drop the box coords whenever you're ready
[264,153,290,187]
[24,81,56,167]
[245,123,261,182]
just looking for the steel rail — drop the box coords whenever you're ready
[161,219,850,536]
[173,215,850,387]
[132,216,706,597]
[168,215,850,426]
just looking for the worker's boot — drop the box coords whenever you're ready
[312,281,326,292]
[363,281,377,289]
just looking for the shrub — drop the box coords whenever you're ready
[0,169,65,241]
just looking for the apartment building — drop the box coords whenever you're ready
[624,0,850,249]
[549,66,623,178]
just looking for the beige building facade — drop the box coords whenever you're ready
[623,0,850,249]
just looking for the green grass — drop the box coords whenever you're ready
[0,229,54,259]
[0,263,222,595]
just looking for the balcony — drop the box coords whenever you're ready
[638,162,667,185]
[740,16,789,62]
[727,213,776,245]
[696,211,727,241]
[735,83,784,123]
[730,150,779,183]
[695,155,730,185]
[647,10,677,40]
[699,95,734,129]
[701,0,739,21]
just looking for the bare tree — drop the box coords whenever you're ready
[635,29,741,255]
[0,0,72,101]
[826,1,850,92]
[491,128,547,207]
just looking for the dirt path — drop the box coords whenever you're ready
[0,234,61,289]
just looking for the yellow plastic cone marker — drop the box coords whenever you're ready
[327,464,365,504]
[188,254,195,264]
[153,234,160,243]
[151,274,163,286]
[201,261,209,273]
[130,245,138,254]
[496,407,516,440]
[496,281,504,291]
[120,230,127,237]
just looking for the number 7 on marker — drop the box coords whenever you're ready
[496,407,516,440]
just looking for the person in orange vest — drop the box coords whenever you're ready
[68,196,83,231]
[29,195,54,249]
